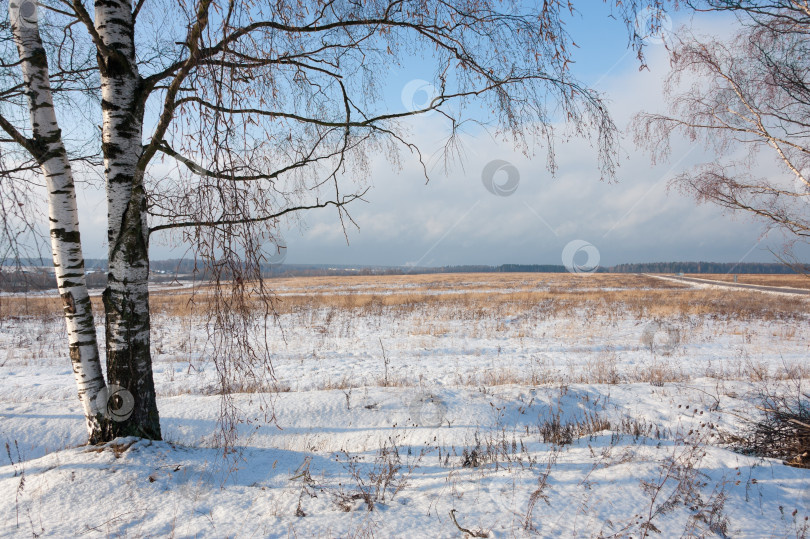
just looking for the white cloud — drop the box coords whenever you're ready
[68,9,804,268]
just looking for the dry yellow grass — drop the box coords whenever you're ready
[257,273,807,320]
[0,295,95,319]
[266,272,686,294]
[1,273,807,322]
[3,272,807,388]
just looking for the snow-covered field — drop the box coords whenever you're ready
[1,273,809,537]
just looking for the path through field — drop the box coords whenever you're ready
[654,273,810,296]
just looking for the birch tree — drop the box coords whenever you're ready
[0,0,662,444]
[636,1,810,266]
[7,0,107,441]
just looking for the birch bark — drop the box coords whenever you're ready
[9,0,106,442]
[95,0,161,440]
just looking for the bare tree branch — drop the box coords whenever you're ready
[636,7,810,263]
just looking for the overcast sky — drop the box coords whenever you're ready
[71,4,805,267]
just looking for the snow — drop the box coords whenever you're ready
[649,274,810,297]
[1,275,810,537]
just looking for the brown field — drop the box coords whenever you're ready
[2,272,807,322]
[685,273,810,289]
[264,271,687,293]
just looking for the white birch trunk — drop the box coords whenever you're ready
[96,0,161,439]
[10,0,106,442]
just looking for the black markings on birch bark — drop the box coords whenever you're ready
[9,0,107,442]
[96,0,161,440]
[61,291,76,314]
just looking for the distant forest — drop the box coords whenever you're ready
[119,259,810,278]
[149,260,804,276]
[0,258,803,291]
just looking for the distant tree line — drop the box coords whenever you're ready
[605,262,801,274]
[442,262,800,274]
[0,259,801,292]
